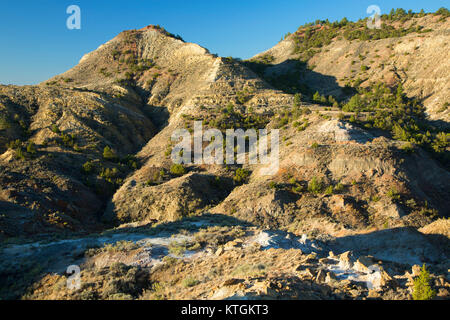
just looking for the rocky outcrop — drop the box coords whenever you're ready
[106,173,234,223]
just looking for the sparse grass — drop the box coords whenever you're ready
[334,183,344,193]
[231,263,267,277]
[22,262,151,300]
[182,277,200,288]
[105,240,139,253]
[324,185,333,195]
[387,188,400,201]
[85,240,139,257]
[193,226,246,247]
[371,195,381,202]
[293,118,309,131]
[168,241,187,256]
[7,139,37,160]
[269,181,278,189]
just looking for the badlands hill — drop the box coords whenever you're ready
[0,9,449,300]
[250,10,450,122]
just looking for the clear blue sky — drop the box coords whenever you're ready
[0,0,447,85]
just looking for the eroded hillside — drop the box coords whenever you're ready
[0,10,449,300]
[250,11,450,122]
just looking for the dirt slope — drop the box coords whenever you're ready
[252,14,450,122]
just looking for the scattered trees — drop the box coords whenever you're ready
[435,7,450,17]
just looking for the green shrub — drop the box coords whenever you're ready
[292,184,303,193]
[236,89,252,105]
[100,167,120,183]
[302,107,312,115]
[293,93,302,107]
[0,116,11,130]
[293,118,309,131]
[99,68,112,77]
[435,7,450,17]
[14,147,26,160]
[165,145,173,158]
[168,241,187,256]
[308,176,322,194]
[231,263,266,277]
[103,146,117,161]
[269,181,277,189]
[412,264,436,300]
[233,168,250,184]
[328,95,337,106]
[313,91,327,104]
[82,161,94,174]
[146,170,164,186]
[104,240,139,253]
[6,140,34,160]
[334,183,344,192]
[51,124,60,134]
[324,185,333,195]
[401,142,415,153]
[182,277,200,288]
[7,139,22,150]
[226,103,235,114]
[60,133,76,147]
[432,132,449,153]
[387,188,400,200]
[26,141,37,155]
[170,164,186,176]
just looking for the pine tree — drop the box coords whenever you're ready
[313,91,321,102]
[308,176,322,194]
[412,264,436,300]
[389,9,395,20]
[103,146,117,161]
[294,93,302,107]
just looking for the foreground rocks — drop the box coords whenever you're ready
[0,218,448,300]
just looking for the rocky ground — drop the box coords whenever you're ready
[1,216,448,300]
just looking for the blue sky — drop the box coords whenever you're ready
[0,0,447,85]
